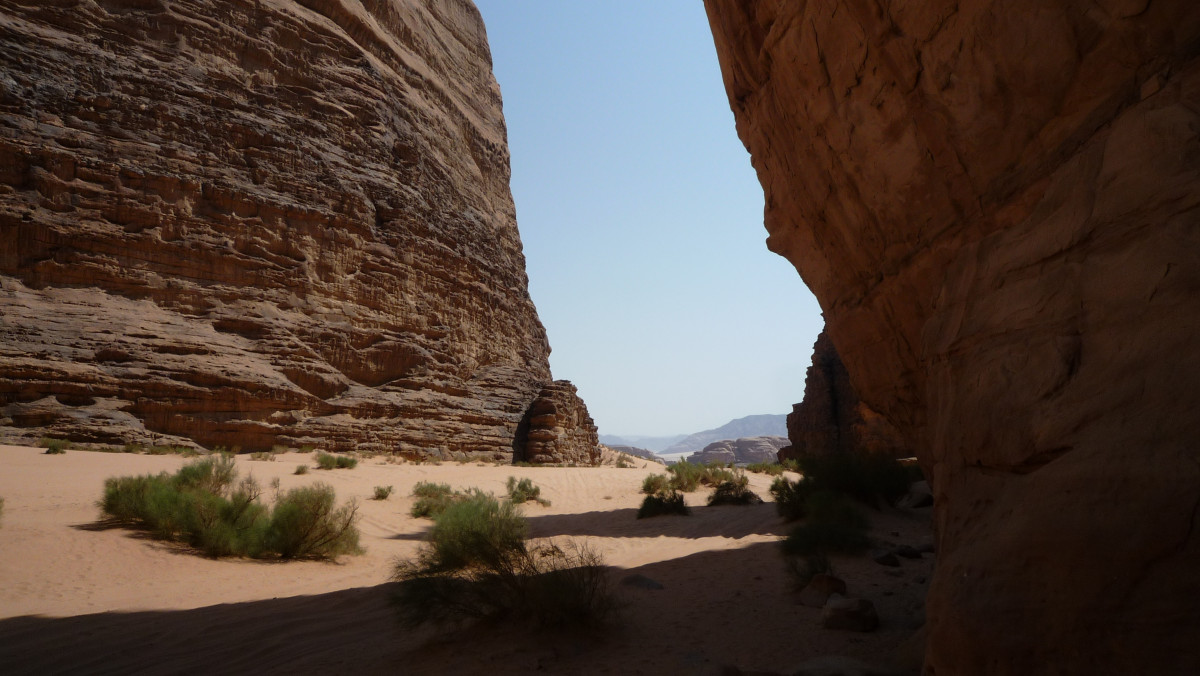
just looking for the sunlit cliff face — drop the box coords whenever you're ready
[0,0,599,463]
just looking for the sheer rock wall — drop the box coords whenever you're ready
[0,0,599,463]
[706,0,1200,672]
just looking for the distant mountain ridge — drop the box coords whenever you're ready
[603,414,788,457]
[598,433,687,452]
[661,414,788,455]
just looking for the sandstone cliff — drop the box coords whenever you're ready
[778,330,906,462]
[707,1,1200,672]
[0,0,599,463]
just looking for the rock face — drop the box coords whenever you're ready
[778,330,906,462]
[515,380,600,465]
[686,435,787,465]
[706,1,1200,672]
[0,0,600,463]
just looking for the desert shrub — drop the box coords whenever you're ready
[770,476,813,521]
[392,493,614,628]
[637,490,689,518]
[666,460,703,491]
[373,485,394,500]
[410,482,461,518]
[641,474,670,495]
[796,452,911,507]
[745,462,785,476]
[785,552,834,590]
[615,455,633,469]
[506,477,550,506]
[707,474,762,506]
[293,464,309,475]
[315,452,357,470]
[249,451,274,461]
[781,458,801,473]
[415,492,528,572]
[41,437,69,454]
[266,483,361,559]
[779,491,871,558]
[98,458,359,560]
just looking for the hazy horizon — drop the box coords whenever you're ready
[475,1,824,437]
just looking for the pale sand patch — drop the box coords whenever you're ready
[0,444,931,674]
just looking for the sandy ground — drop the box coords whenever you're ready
[0,444,932,675]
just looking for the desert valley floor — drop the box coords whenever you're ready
[0,445,932,675]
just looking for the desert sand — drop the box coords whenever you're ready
[0,444,931,675]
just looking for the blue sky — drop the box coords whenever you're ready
[474,1,824,436]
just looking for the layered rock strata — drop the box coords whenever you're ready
[707,1,1200,672]
[778,330,906,462]
[686,435,786,465]
[515,380,600,465]
[0,0,600,463]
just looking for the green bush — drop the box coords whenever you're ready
[641,474,670,495]
[506,477,549,506]
[98,458,360,560]
[409,482,462,518]
[637,490,689,518]
[41,437,69,454]
[666,460,702,491]
[315,452,357,470]
[770,476,813,521]
[779,491,871,558]
[414,492,528,573]
[745,462,784,476]
[796,452,911,507]
[266,483,361,559]
[707,475,762,506]
[373,485,394,500]
[392,493,614,628]
[293,464,309,475]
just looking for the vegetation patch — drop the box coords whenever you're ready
[392,492,614,628]
[745,462,785,476]
[706,473,762,506]
[315,452,357,470]
[637,490,690,519]
[640,473,670,495]
[409,482,482,518]
[794,452,911,507]
[665,460,737,492]
[98,456,360,560]
[373,485,394,500]
[41,437,69,454]
[506,477,550,506]
[780,490,871,557]
[293,464,309,475]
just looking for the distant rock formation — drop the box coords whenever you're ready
[660,413,787,455]
[707,0,1200,671]
[606,445,663,463]
[778,331,906,462]
[0,0,600,463]
[598,434,686,452]
[686,436,787,465]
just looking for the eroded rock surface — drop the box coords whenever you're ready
[516,380,600,465]
[779,330,906,462]
[707,0,1200,672]
[687,435,786,465]
[0,0,600,463]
